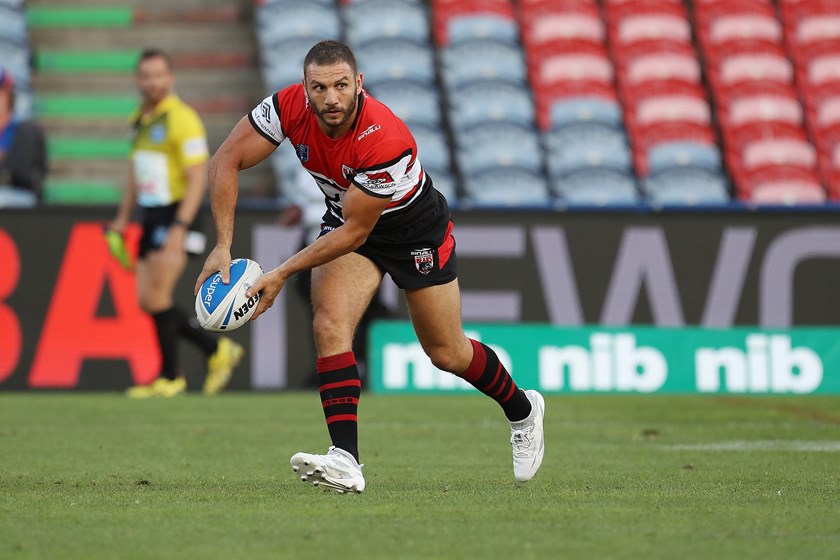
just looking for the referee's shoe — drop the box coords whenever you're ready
[204,337,244,395]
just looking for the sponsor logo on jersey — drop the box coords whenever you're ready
[410,248,434,275]
[363,170,395,188]
[341,164,356,180]
[296,144,309,162]
[261,101,271,122]
[357,123,381,141]
[150,124,166,144]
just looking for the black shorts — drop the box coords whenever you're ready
[319,176,457,289]
[138,203,206,259]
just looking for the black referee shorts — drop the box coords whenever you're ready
[319,177,457,290]
[138,203,205,259]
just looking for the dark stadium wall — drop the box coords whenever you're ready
[1,208,840,391]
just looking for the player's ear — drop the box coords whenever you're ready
[356,72,363,91]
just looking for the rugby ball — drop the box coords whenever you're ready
[195,258,263,332]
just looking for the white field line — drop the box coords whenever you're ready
[660,440,840,452]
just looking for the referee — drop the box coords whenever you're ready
[110,48,243,397]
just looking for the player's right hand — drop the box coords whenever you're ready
[195,245,232,294]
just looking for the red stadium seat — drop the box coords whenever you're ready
[620,79,707,106]
[522,12,604,48]
[717,53,793,87]
[613,14,691,46]
[623,52,701,86]
[708,14,782,46]
[742,137,817,170]
[742,165,826,204]
[630,95,711,127]
[534,53,613,88]
[721,95,803,128]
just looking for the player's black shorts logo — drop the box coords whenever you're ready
[411,248,434,275]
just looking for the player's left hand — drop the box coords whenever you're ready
[246,268,287,321]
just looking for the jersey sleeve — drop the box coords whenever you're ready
[352,140,414,199]
[248,94,285,146]
[172,107,209,166]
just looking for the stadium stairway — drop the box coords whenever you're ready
[26,0,276,204]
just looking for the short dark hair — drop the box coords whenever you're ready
[136,48,173,72]
[303,40,357,78]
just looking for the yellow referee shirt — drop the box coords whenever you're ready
[129,94,208,207]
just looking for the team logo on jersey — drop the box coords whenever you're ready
[296,144,309,162]
[410,248,434,275]
[341,164,356,180]
[150,124,166,144]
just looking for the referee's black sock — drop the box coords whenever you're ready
[170,306,218,356]
[151,308,181,381]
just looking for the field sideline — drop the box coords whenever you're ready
[1,393,839,559]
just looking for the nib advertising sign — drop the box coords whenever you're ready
[369,323,840,395]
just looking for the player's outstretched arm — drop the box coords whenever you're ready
[195,117,276,293]
[246,185,390,320]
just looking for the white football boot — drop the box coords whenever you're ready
[290,446,366,494]
[509,389,546,482]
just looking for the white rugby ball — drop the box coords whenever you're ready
[195,258,264,332]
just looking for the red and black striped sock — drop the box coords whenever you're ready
[459,339,532,422]
[317,352,361,462]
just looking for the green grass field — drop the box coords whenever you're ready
[1,393,839,559]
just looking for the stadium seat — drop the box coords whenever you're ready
[534,53,613,88]
[718,53,793,87]
[456,122,542,176]
[0,7,26,46]
[709,14,783,46]
[429,170,458,202]
[442,40,527,88]
[742,165,826,204]
[742,137,817,171]
[614,15,691,46]
[256,2,340,47]
[432,0,516,46]
[632,95,711,127]
[463,167,552,207]
[411,124,451,175]
[522,12,604,48]
[355,39,436,86]
[548,97,623,130]
[547,122,627,153]
[448,80,535,131]
[344,0,429,47]
[648,142,723,175]
[447,13,519,46]
[644,168,730,205]
[367,80,442,129]
[548,140,632,178]
[623,53,701,86]
[262,38,325,90]
[552,168,640,206]
[723,95,803,128]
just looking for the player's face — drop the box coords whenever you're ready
[305,62,362,136]
[136,56,174,107]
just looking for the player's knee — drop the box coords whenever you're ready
[313,313,352,348]
[426,345,463,374]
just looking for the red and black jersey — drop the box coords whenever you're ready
[248,83,429,224]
